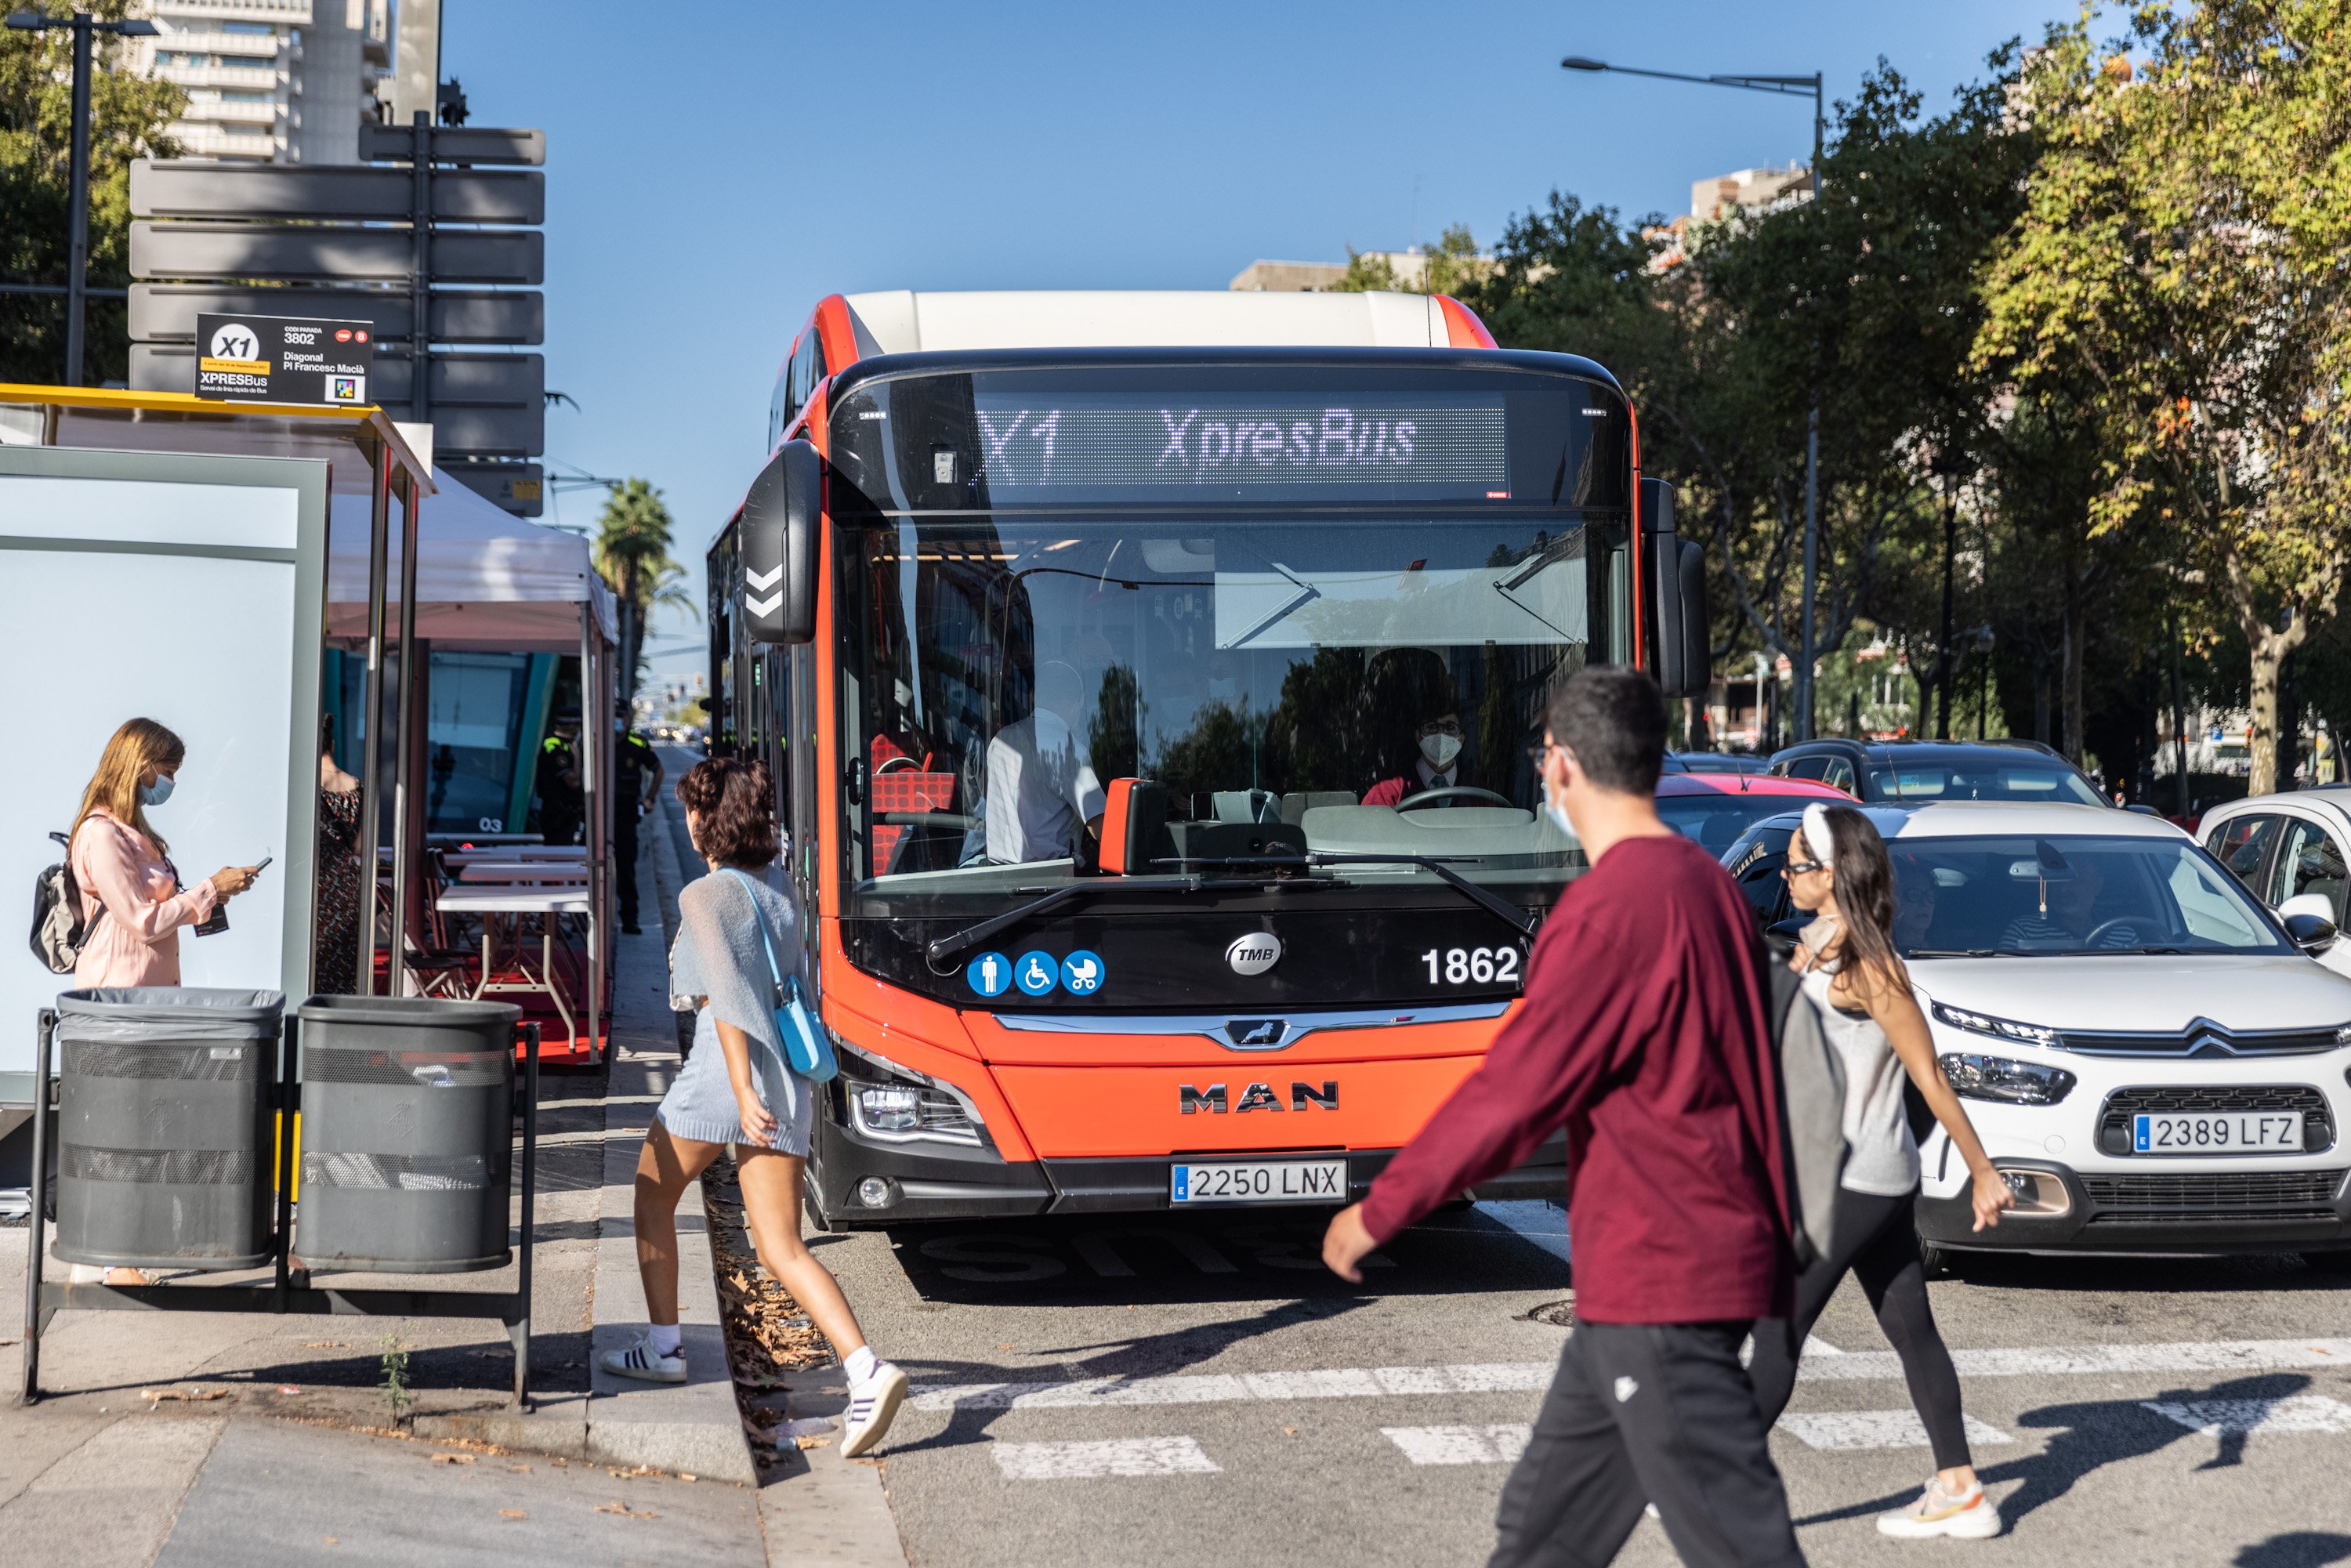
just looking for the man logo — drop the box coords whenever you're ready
[1225,933,1281,976]
[1179,1081,1339,1114]
[207,322,261,362]
[1224,1018,1290,1049]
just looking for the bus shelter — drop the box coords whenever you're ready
[0,386,616,1162]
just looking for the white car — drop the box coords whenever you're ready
[1722,801,2351,1269]
[2195,788,2351,979]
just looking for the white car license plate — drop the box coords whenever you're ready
[1170,1159,1347,1206]
[2132,1112,2304,1153]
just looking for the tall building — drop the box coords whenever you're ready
[129,0,389,164]
[1690,165,1809,223]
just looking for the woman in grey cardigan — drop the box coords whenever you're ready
[600,756,907,1458]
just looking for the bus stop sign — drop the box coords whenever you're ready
[197,313,375,407]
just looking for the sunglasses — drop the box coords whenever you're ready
[1782,856,1828,878]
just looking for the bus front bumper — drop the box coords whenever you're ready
[809,1115,1568,1229]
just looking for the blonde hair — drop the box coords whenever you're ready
[74,718,186,855]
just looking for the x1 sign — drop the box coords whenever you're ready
[195,312,374,406]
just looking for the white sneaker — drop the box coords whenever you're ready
[839,1360,907,1458]
[600,1334,687,1384]
[1878,1477,2002,1539]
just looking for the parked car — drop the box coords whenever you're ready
[1722,800,2351,1271]
[2196,788,2351,980]
[1766,737,2109,806]
[1655,772,1850,856]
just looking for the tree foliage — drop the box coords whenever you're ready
[593,478,696,697]
[1,0,185,382]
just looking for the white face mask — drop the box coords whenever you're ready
[1542,768,1573,838]
[1420,733,1462,771]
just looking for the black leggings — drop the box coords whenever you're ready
[1744,1185,1972,1472]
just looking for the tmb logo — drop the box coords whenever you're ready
[1179,1081,1339,1114]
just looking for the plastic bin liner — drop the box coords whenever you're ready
[53,987,285,1270]
[295,994,520,1273]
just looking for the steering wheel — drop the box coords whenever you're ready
[873,755,918,774]
[1396,786,1515,810]
[2080,917,2140,948]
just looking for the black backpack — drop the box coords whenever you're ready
[30,830,103,975]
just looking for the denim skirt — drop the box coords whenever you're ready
[655,1007,813,1156]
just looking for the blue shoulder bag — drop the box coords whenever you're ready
[724,869,837,1085]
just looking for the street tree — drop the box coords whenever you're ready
[1,0,184,382]
[592,478,696,697]
[1975,1,2351,794]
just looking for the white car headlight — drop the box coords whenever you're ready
[1931,1000,2062,1048]
[1939,1052,2078,1106]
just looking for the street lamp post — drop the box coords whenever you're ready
[5,8,158,386]
[1562,55,1825,739]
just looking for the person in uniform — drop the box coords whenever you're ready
[613,700,664,933]
[534,711,585,846]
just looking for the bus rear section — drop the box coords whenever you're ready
[716,331,1708,1227]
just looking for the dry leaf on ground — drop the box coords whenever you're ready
[595,1501,659,1519]
[497,1509,528,1520]
[141,1387,229,1403]
[429,1452,476,1465]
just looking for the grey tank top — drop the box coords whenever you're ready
[1799,965,1921,1197]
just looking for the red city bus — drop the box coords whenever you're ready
[706,290,1707,1227]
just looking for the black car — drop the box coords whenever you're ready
[1661,750,1770,777]
[1766,738,2108,806]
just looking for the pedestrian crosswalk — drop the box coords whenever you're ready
[950,1334,2351,1481]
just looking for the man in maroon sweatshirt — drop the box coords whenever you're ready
[1324,667,1803,1568]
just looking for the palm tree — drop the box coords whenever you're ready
[592,478,697,697]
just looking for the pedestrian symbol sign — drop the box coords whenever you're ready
[966,951,1012,997]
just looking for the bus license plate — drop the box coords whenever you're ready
[2132,1112,2303,1153]
[1170,1159,1347,1206]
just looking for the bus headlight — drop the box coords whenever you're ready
[1938,1052,2078,1106]
[838,1041,987,1147]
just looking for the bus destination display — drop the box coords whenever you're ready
[965,392,1506,498]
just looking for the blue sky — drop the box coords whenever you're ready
[441,0,2079,685]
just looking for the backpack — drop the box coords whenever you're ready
[1759,932,1848,1270]
[29,830,103,975]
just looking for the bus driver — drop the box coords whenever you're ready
[984,660,1107,864]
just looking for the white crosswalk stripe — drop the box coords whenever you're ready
[1383,1424,1533,1466]
[916,1336,2351,1413]
[2141,1395,2351,1436]
[991,1436,1223,1479]
[1777,1410,2013,1451]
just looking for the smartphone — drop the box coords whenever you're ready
[252,856,273,875]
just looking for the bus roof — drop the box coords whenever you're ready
[837,290,1493,355]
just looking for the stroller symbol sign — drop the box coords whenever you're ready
[1060,950,1106,995]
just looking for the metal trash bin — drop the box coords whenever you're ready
[53,987,284,1271]
[295,995,521,1273]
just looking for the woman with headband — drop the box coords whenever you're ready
[1744,802,2016,1541]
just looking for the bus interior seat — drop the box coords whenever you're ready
[1281,791,1358,824]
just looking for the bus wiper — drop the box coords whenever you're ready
[924,874,1258,969]
[1157,851,1541,939]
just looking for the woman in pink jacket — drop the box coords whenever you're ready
[67,719,260,1284]
[69,718,259,987]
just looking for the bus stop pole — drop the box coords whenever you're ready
[387,469,423,995]
[355,454,393,993]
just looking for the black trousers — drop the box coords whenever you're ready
[614,809,640,929]
[1492,1320,1804,1568]
[1743,1185,1971,1472]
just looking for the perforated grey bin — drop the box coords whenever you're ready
[295,995,520,1273]
[53,987,284,1270]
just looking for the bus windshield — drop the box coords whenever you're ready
[837,511,1624,896]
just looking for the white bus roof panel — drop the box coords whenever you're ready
[840,290,1454,357]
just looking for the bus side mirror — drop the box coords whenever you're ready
[741,439,821,645]
[1643,477,1710,698]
